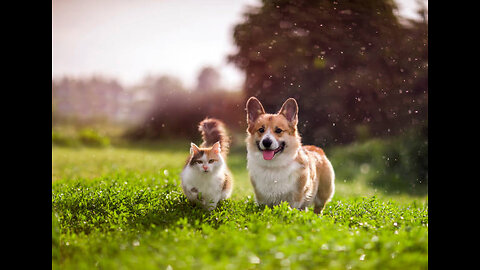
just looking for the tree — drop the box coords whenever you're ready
[229,0,427,145]
[195,66,220,92]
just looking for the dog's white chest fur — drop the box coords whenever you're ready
[247,151,302,206]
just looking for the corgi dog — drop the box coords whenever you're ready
[245,97,335,214]
[181,118,233,210]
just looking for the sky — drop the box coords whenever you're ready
[52,0,427,90]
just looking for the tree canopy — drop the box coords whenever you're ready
[229,0,427,145]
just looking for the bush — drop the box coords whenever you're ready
[52,128,111,147]
[125,90,245,142]
[329,127,427,195]
[52,130,79,147]
[78,128,110,147]
[385,128,428,186]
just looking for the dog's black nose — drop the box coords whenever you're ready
[262,138,272,148]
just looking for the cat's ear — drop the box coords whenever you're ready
[211,141,221,155]
[190,143,200,155]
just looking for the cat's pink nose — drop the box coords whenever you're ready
[202,165,208,171]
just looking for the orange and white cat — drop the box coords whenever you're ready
[181,118,233,210]
[245,97,335,214]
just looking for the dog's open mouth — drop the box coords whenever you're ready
[261,142,285,160]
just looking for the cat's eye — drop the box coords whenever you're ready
[195,160,203,164]
[208,159,215,164]
[258,127,265,133]
[275,127,283,134]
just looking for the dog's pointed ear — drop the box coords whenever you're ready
[246,97,265,125]
[278,98,298,125]
[190,143,200,155]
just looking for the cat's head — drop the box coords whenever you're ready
[189,141,224,173]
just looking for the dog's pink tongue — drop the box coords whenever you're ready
[263,150,275,160]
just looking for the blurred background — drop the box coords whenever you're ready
[52,0,427,197]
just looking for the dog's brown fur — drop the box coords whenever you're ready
[245,97,335,214]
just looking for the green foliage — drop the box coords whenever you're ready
[52,128,111,147]
[329,128,428,195]
[52,142,427,269]
[229,0,428,145]
[52,212,61,262]
[52,130,80,147]
[78,128,111,147]
[52,176,427,269]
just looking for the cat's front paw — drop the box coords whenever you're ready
[205,204,217,211]
[203,199,218,211]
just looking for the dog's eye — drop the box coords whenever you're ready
[208,159,215,164]
[275,128,282,134]
[258,127,265,133]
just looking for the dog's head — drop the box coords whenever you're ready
[245,97,301,161]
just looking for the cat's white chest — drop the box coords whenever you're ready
[181,167,223,204]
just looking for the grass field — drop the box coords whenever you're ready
[52,140,428,269]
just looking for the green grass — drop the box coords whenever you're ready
[52,140,427,269]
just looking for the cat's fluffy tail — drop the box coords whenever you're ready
[198,118,230,158]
